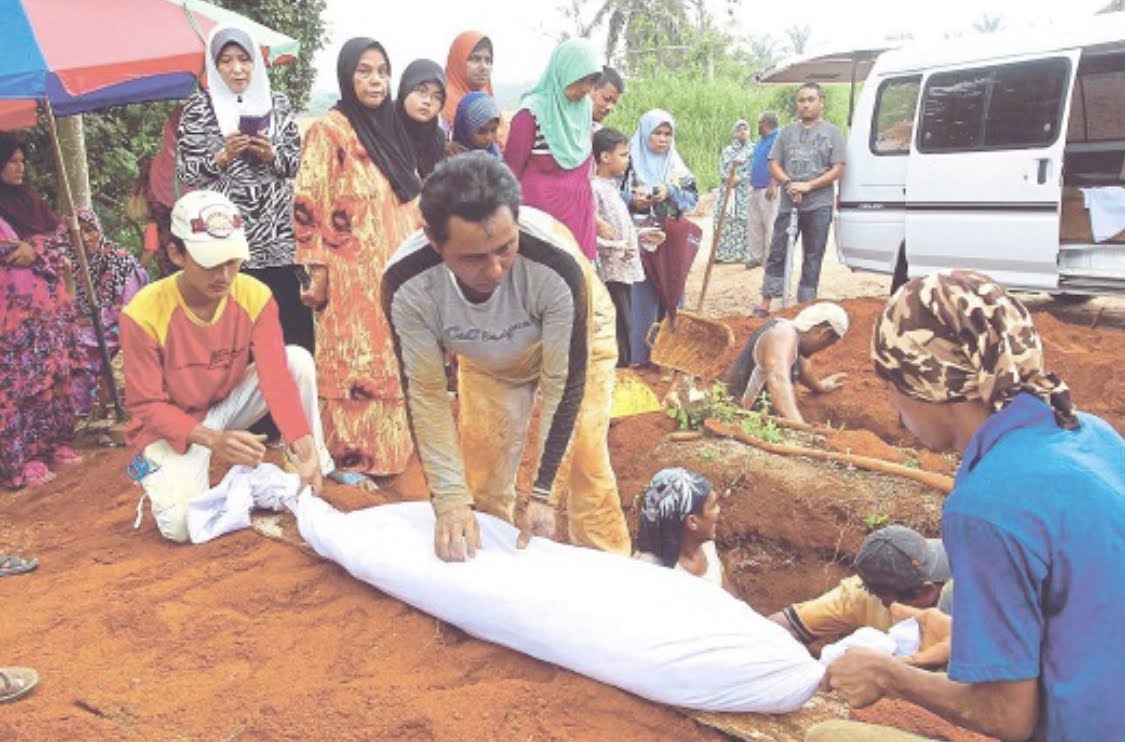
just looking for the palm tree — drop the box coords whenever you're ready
[784,24,812,55]
[746,33,781,72]
[973,14,1005,33]
[570,0,692,65]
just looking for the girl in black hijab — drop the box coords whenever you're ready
[396,59,447,179]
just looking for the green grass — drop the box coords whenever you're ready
[863,512,891,531]
[603,72,853,192]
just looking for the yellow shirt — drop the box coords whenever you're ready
[783,575,891,644]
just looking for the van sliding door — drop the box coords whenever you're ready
[904,51,1080,290]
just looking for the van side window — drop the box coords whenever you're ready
[1068,67,1125,142]
[871,77,920,155]
[919,58,1070,153]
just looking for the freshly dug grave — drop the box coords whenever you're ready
[1,421,986,742]
[698,297,1125,445]
[4,296,1116,741]
[621,418,993,742]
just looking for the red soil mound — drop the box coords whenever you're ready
[854,699,996,742]
[3,298,1114,740]
[711,298,1125,445]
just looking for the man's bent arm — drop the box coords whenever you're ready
[806,162,845,191]
[769,159,790,186]
[768,611,803,641]
[759,332,803,422]
[249,297,311,444]
[531,253,590,503]
[880,661,1038,741]
[385,287,473,514]
[796,356,832,394]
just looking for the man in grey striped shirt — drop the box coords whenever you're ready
[382,153,629,562]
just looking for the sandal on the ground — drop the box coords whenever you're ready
[21,461,55,487]
[751,306,770,318]
[0,667,39,704]
[0,554,38,577]
[52,445,84,466]
[327,470,380,491]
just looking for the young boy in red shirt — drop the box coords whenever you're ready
[120,190,333,542]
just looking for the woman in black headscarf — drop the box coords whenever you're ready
[396,59,447,179]
[293,39,423,489]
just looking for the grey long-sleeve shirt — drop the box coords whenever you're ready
[382,208,599,514]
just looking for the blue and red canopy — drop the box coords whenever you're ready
[0,0,299,129]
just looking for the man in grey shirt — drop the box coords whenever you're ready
[382,153,629,562]
[754,82,846,314]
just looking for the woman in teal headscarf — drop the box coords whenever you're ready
[503,38,601,260]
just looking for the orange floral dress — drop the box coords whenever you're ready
[294,110,421,475]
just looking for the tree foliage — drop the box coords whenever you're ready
[972,14,1005,34]
[745,34,782,74]
[783,24,812,55]
[20,0,326,252]
[562,0,741,78]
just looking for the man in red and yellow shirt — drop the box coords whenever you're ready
[120,190,333,542]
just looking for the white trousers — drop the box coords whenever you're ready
[137,346,334,543]
[747,187,780,267]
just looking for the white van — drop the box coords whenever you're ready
[759,16,1125,295]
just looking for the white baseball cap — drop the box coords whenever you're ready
[793,301,849,338]
[170,190,251,268]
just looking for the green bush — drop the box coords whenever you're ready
[604,71,852,192]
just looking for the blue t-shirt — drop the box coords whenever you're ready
[749,130,779,188]
[943,393,1125,742]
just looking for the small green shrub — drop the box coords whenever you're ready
[863,512,891,531]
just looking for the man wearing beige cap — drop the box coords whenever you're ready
[119,190,333,542]
[724,301,849,423]
[769,525,953,659]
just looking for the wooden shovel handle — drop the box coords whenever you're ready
[703,419,954,494]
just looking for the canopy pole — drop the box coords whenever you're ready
[44,98,126,422]
[847,56,859,128]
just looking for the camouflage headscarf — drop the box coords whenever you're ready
[872,270,1078,429]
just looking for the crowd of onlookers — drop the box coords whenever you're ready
[2,20,1123,742]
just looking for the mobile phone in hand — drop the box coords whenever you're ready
[295,265,312,289]
[238,113,269,137]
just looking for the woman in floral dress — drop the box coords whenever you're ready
[712,119,753,263]
[0,134,83,488]
[294,38,422,488]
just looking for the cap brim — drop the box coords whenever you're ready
[184,237,250,269]
[922,538,951,582]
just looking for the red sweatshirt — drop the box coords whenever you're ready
[119,273,310,453]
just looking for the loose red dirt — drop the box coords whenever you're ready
[2,297,1119,741]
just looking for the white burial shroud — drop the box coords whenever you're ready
[189,464,826,713]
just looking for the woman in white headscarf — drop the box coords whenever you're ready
[622,109,699,366]
[176,24,311,359]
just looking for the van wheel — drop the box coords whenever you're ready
[1049,292,1094,305]
[890,247,909,294]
